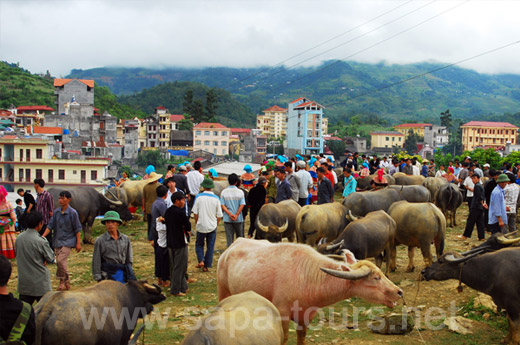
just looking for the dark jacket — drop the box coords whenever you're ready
[0,293,36,345]
[164,206,191,249]
[247,185,266,213]
[471,183,485,210]
[317,177,334,204]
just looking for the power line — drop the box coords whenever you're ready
[270,0,470,98]
[325,39,520,108]
[239,0,437,91]
[224,0,415,90]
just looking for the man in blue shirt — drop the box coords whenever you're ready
[220,173,246,247]
[274,167,292,203]
[44,191,82,291]
[421,160,429,177]
[342,167,357,199]
[488,174,510,234]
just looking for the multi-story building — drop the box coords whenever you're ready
[54,79,94,115]
[256,105,288,138]
[424,125,449,148]
[8,105,54,129]
[0,136,109,192]
[370,131,404,149]
[286,97,325,156]
[394,123,432,137]
[193,123,230,156]
[461,121,518,151]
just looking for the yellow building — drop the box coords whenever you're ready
[370,131,404,149]
[461,121,518,151]
[0,136,109,192]
[257,105,288,138]
[193,123,230,156]
[322,117,328,136]
[394,123,432,137]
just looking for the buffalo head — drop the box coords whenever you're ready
[128,280,166,317]
[102,193,133,222]
[421,251,481,281]
[256,217,288,243]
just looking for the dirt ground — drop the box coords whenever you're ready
[7,200,509,345]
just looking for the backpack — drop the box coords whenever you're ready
[0,301,31,345]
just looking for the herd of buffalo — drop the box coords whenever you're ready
[29,172,520,345]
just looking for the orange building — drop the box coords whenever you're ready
[461,121,518,151]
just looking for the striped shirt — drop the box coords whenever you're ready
[220,186,246,223]
[36,190,54,225]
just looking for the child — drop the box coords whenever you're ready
[15,199,24,231]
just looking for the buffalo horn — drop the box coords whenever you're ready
[320,266,371,280]
[256,218,268,232]
[326,239,345,251]
[143,282,160,292]
[497,230,520,245]
[102,193,123,206]
[461,246,489,256]
[278,218,289,233]
[347,210,358,221]
[444,252,481,264]
[106,188,119,201]
[326,254,347,261]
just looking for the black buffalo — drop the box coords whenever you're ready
[342,188,401,217]
[49,187,133,244]
[422,248,520,345]
[317,210,396,274]
[434,183,463,227]
[34,280,165,345]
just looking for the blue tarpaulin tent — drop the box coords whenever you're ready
[168,150,189,156]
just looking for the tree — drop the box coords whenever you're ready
[327,140,346,159]
[205,88,218,122]
[182,90,194,115]
[404,129,420,154]
[440,109,452,128]
[135,150,166,170]
[178,114,194,131]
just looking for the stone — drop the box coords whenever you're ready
[443,316,478,335]
[369,313,414,335]
[473,293,497,312]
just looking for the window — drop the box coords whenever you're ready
[19,169,23,182]
[392,137,395,142]
[195,140,201,145]
[222,131,227,136]
[222,149,226,154]
[36,169,42,179]
[81,170,86,183]
[59,170,65,180]
[221,141,227,146]
[385,137,389,141]
[204,131,210,136]
[25,169,31,182]
[91,170,97,181]
[470,137,472,142]
[213,141,218,146]
[48,170,54,183]
[398,137,402,142]
[213,131,218,136]
[213,149,217,154]
[19,149,23,162]
[26,149,31,162]
[203,141,209,146]
[196,130,201,135]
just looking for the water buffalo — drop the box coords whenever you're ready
[317,210,396,274]
[461,230,520,256]
[388,185,431,203]
[213,180,229,197]
[388,201,446,272]
[342,188,401,217]
[422,177,448,202]
[34,280,165,345]
[49,187,133,244]
[434,183,463,227]
[356,174,395,191]
[105,179,151,207]
[422,248,520,345]
[393,173,425,186]
[295,202,349,245]
[217,238,403,345]
[181,291,284,345]
[255,200,301,242]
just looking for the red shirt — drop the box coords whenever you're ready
[325,171,335,188]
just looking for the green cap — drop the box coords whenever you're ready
[102,210,122,224]
[201,177,215,189]
[497,174,510,183]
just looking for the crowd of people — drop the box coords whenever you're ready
[2,152,520,343]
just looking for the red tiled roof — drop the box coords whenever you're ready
[230,128,251,134]
[170,114,184,122]
[461,121,518,129]
[17,105,54,112]
[155,106,167,110]
[0,110,13,116]
[293,101,324,109]
[193,122,228,129]
[54,79,94,88]
[290,97,306,104]
[2,135,17,139]
[263,105,287,112]
[32,126,62,135]
[394,123,432,128]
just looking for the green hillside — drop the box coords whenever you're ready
[0,61,54,108]
[69,61,520,125]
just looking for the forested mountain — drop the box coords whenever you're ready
[69,60,520,125]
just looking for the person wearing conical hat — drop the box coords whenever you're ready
[143,171,163,241]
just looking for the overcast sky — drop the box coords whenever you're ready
[1,0,519,77]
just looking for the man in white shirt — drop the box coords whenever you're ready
[464,170,475,208]
[192,178,223,272]
[504,173,520,232]
[295,160,313,206]
[186,161,204,215]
